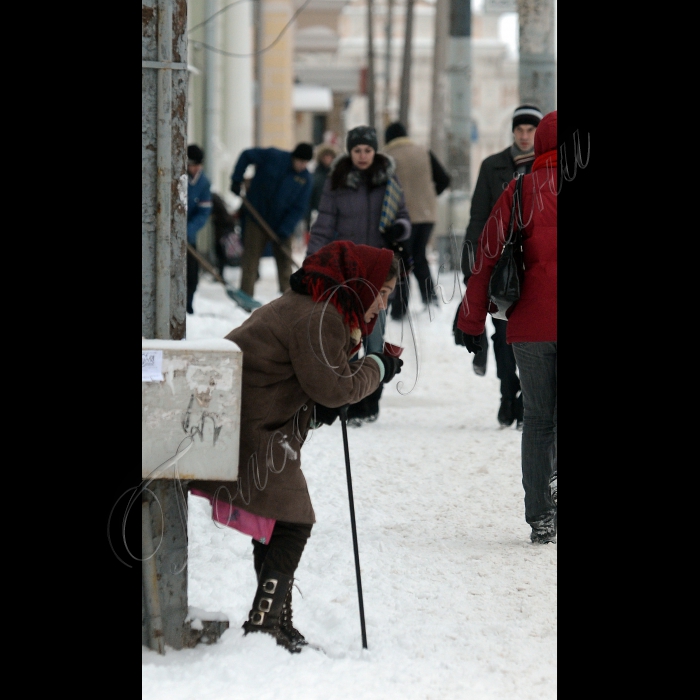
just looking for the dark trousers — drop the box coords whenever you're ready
[347,311,386,420]
[215,238,227,279]
[512,341,557,524]
[240,219,292,297]
[475,318,520,400]
[390,222,436,317]
[252,520,313,578]
[186,246,199,314]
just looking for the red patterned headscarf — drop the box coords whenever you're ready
[290,241,394,337]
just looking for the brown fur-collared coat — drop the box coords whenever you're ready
[188,290,383,524]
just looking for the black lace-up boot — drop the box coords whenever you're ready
[280,586,307,646]
[242,565,302,653]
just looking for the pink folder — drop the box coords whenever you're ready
[190,489,276,544]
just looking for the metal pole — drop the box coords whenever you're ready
[398,0,415,129]
[430,0,448,164]
[446,0,471,194]
[518,0,556,112]
[142,500,165,654]
[204,0,222,261]
[254,0,263,146]
[383,0,394,128]
[445,0,471,258]
[155,0,173,340]
[366,0,376,129]
[339,405,368,649]
[204,0,216,169]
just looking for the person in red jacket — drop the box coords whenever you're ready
[455,110,557,545]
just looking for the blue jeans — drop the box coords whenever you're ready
[349,310,386,364]
[364,309,386,355]
[347,310,387,420]
[512,342,557,524]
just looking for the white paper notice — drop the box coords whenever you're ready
[142,350,164,382]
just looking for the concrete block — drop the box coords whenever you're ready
[142,339,242,481]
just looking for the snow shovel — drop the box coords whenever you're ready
[338,404,369,650]
[186,244,262,312]
[239,197,300,271]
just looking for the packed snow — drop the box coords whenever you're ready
[142,247,557,700]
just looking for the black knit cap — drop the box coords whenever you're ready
[512,105,543,131]
[346,125,378,152]
[187,144,204,164]
[384,122,407,144]
[291,143,313,161]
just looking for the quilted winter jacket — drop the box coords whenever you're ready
[230,147,312,239]
[306,153,411,255]
[188,290,383,524]
[456,111,557,343]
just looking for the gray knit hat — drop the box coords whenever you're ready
[346,126,378,152]
[512,105,543,131]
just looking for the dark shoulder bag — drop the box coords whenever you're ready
[487,175,525,321]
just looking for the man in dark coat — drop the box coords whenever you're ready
[455,104,543,428]
[230,143,313,298]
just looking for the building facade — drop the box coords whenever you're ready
[184,0,533,255]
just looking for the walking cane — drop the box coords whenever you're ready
[239,197,300,270]
[338,405,368,650]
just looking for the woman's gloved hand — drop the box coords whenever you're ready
[312,403,340,426]
[368,353,404,383]
[382,229,414,276]
[384,222,405,242]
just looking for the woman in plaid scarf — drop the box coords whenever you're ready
[307,126,412,426]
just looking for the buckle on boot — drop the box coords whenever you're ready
[262,577,278,594]
[250,611,265,625]
[258,596,273,613]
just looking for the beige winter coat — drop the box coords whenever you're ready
[383,137,437,223]
[189,290,382,524]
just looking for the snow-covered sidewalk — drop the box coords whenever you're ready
[142,255,556,700]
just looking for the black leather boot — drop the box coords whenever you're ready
[242,565,302,653]
[280,586,307,646]
[498,398,515,427]
[253,546,265,580]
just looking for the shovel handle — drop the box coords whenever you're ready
[240,198,300,270]
[186,244,225,284]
